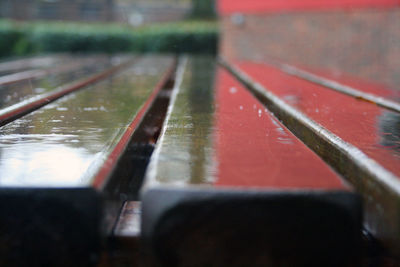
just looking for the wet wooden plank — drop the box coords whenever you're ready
[220,58,400,256]
[99,201,143,267]
[280,63,400,114]
[0,55,174,187]
[0,55,175,266]
[0,56,134,127]
[0,54,67,76]
[0,55,121,110]
[141,56,361,266]
[114,201,141,238]
[0,55,111,86]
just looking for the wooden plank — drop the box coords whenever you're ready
[0,55,115,87]
[0,55,174,187]
[99,201,143,267]
[114,201,141,238]
[280,64,400,114]
[0,54,67,76]
[0,55,120,110]
[0,56,134,127]
[220,58,400,256]
[0,55,176,266]
[141,56,361,266]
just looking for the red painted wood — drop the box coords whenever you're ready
[214,67,347,189]
[218,0,400,15]
[294,65,400,100]
[238,62,400,178]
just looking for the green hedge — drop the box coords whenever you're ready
[0,21,24,57]
[0,20,218,58]
[190,0,217,19]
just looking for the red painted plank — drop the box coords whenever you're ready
[218,0,400,15]
[279,64,400,113]
[214,67,347,189]
[238,61,400,178]
[282,63,400,100]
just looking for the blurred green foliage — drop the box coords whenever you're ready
[0,20,218,58]
[190,0,216,19]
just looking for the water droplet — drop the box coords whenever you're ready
[84,107,98,111]
[229,87,237,94]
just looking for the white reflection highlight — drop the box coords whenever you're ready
[0,143,93,187]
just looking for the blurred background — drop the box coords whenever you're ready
[0,0,399,91]
[0,0,193,25]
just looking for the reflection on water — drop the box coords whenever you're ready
[0,55,173,187]
[0,141,95,186]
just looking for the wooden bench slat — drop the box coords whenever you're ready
[222,59,400,255]
[0,54,68,76]
[144,57,348,190]
[0,55,175,266]
[215,68,348,188]
[0,55,121,110]
[0,56,174,188]
[141,56,361,266]
[0,56,134,127]
[0,55,109,86]
[280,63,400,114]
[236,61,400,178]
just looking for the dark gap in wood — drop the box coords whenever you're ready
[102,61,177,202]
[100,62,178,267]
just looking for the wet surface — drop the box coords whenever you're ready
[147,57,347,189]
[0,55,123,110]
[215,67,346,189]
[147,57,217,186]
[238,62,400,178]
[0,56,174,187]
[0,54,68,76]
[284,63,400,102]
